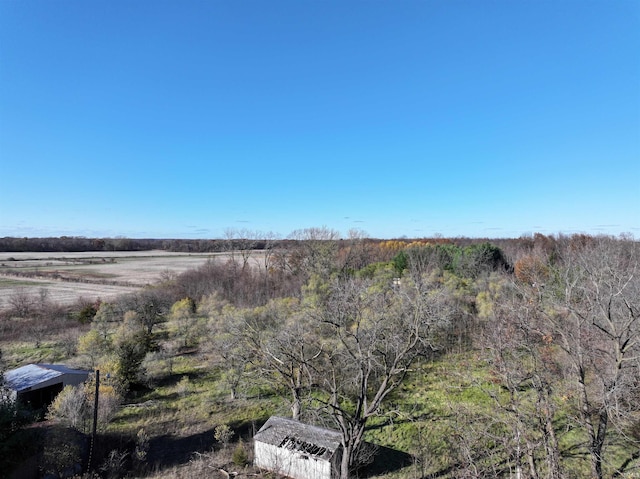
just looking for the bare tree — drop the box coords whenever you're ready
[223,228,258,272]
[258,230,281,299]
[242,299,322,419]
[310,274,451,479]
[119,290,169,337]
[542,236,640,479]
[209,305,251,400]
[7,287,35,318]
[237,228,259,271]
[215,298,320,414]
[478,277,564,479]
[223,228,240,269]
[288,226,341,280]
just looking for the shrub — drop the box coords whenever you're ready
[75,302,99,324]
[47,385,87,431]
[47,377,122,433]
[214,424,234,449]
[41,426,85,478]
[232,440,248,466]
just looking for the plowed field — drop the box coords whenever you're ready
[0,251,223,309]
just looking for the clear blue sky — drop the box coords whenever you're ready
[1,0,638,240]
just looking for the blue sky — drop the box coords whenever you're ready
[1,0,638,240]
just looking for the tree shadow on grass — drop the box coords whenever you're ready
[360,444,414,478]
[150,369,212,389]
[136,416,413,478]
[145,428,218,469]
[142,416,271,472]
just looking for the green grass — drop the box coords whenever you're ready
[57,269,120,279]
[107,353,281,441]
[0,278,48,287]
[3,340,70,367]
[3,312,638,479]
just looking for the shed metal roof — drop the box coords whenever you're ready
[4,364,90,392]
[254,416,343,461]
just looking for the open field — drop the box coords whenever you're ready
[0,251,230,310]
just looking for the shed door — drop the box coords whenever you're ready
[18,382,64,414]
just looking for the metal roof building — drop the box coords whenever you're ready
[3,363,90,411]
[254,416,343,479]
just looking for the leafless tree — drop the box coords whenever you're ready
[338,229,374,275]
[216,298,320,414]
[258,230,281,299]
[223,228,259,272]
[310,273,452,479]
[7,287,35,318]
[477,278,564,479]
[541,236,640,479]
[237,228,259,271]
[243,299,322,419]
[209,306,251,401]
[119,289,169,336]
[288,226,341,280]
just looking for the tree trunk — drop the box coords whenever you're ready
[337,421,367,479]
[340,443,352,479]
[590,409,608,479]
[524,438,539,479]
[291,388,301,420]
[543,407,563,478]
[577,369,602,479]
[536,382,563,479]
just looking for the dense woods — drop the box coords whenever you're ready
[1,231,639,479]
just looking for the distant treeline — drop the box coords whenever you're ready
[0,235,496,253]
[0,235,369,253]
[0,236,227,253]
[0,233,624,259]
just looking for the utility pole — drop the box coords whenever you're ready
[87,370,99,472]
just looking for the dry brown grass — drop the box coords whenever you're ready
[0,251,231,310]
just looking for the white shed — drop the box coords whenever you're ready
[253,416,343,479]
[3,363,90,411]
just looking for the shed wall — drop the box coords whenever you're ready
[255,441,333,479]
[60,374,88,387]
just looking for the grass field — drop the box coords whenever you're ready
[0,251,224,310]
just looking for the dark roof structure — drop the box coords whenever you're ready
[254,416,343,461]
[4,364,89,392]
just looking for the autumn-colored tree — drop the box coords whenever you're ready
[514,254,549,286]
